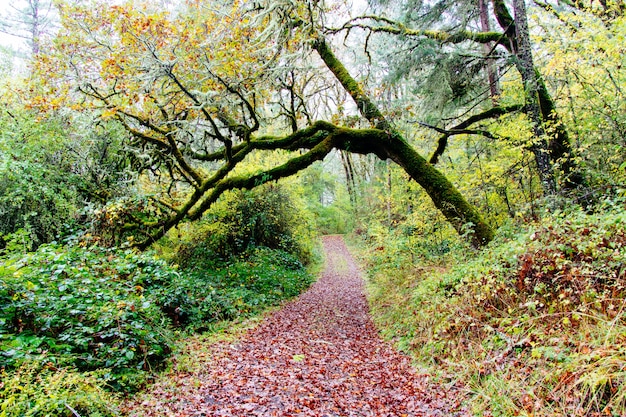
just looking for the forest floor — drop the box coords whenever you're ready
[123,235,468,416]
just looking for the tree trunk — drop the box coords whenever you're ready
[535,74,586,190]
[313,38,494,247]
[493,0,584,192]
[512,0,557,195]
[340,150,357,207]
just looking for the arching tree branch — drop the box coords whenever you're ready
[313,36,494,247]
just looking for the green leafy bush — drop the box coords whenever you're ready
[0,239,315,389]
[0,244,175,382]
[0,109,134,254]
[155,247,313,331]
[175,186,312,267]
[0,159,77,253]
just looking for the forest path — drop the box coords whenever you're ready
[125,235,467,416]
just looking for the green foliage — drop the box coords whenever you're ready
[0,158,78,253]
[0,231,315,390]
[297,163,355,235]
[87,196,167,248]
[158,247,314,332]
[175,185,313,266]
[0,106,134,253]
[0,361,120,417]
[359,197,626,416]
[0,244,175,387]
[536,10,626,189]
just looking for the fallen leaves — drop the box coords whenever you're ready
[124,236,468,416]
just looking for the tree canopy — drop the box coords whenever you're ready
[29,0,500,248]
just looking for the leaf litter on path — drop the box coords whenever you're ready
[124,235,469,416]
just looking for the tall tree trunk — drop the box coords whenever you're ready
[512,0,557,195]
[340,150,357,207]
[493,0,584,192]
[535,74,586,190]
[313,38,494,247]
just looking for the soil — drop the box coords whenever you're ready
[124,235,468,416]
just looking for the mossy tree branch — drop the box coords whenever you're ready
[333,15,508,48]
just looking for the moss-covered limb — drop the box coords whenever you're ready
[136,134,336,248]
[313,38,391,132]
[331,126,495,246]
[186,125,382,228]
[492,0,517,48]
[189,142,247,162]
[393,137,494,246]
[251,121,337,150]
[331,128,494,247]
[188,135,336,221]
[427,104,524,164]
[135,145,255,250]
[190,121,335,162]
[337,16,506,46]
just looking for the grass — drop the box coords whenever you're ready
[352,200,626,416]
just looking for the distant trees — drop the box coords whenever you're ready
[0,0,56,56]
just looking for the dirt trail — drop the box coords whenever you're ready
[126,235,467,416]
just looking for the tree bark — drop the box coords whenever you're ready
[512,0,557,195]
[479,0,500,102]
[493,0,584,192]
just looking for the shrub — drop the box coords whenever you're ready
[174,185,313,267]
[0,159,77,253]
[0,244,175,383]
[0,239,315,389]
[360,197,626,416]
[154,247,314,331]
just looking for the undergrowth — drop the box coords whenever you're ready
[0,361,119,417]
[356,198,626,416]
